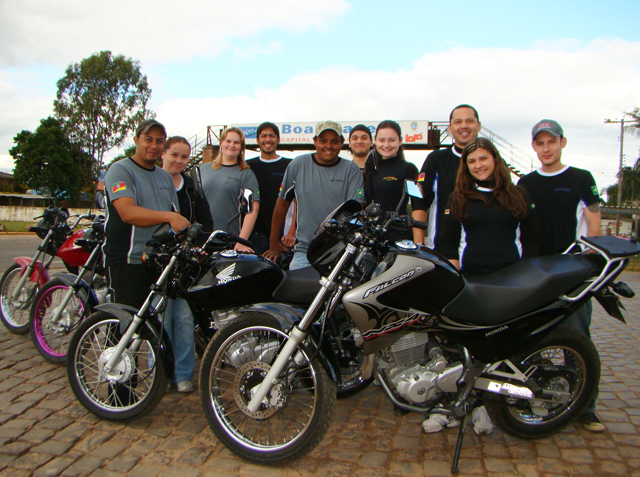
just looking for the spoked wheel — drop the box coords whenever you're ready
[66,312,167,421]
[200,314,336,464]
[485,324,600,438]
[30,278,88,364]
[0,263,39,334]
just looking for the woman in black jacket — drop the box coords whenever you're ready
[439,137,540,275]
[162,136,213,232]
[160,136,213,393]
[364,120,426,243]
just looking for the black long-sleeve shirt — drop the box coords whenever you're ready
[439,187,541,275]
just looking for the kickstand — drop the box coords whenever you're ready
[451,412,468,474]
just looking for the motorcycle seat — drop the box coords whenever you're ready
[442,255,596,325]
[273,266,321,305]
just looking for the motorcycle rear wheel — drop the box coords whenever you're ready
[30,278,88,364]
[0,263,39,334]
[484,324,599,438]
[199,314,336,464]
[66,311,167,421]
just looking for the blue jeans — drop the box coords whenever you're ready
[289,251,311,270]
[163,298,195,383]
[565,300,598,413]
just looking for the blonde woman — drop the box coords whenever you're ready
[200,127,260,252]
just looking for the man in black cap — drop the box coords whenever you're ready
[348,124,373,170]
[103,119,190,307]
[519,119,604,432]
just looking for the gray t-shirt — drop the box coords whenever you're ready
[200,163,260,236]
[279,153,365,252]
[103,158,178,265]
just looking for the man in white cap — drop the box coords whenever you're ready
[264,120,365,270]
[519,119,604,432]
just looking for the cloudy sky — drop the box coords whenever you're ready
[1,0,639,195]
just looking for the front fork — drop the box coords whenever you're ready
[10,231,53,303]
[102,255,178,375]
[246,244,357,413]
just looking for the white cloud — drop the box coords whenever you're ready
[0,0,352,67]
[2,37,640,194]
[150,38,640,189]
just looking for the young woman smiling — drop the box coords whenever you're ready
[161,136,213,392]
[364,120,426,242]
[439,138,540,275]
[200,127,260,253]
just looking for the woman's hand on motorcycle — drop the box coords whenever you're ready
[234,242,254,253]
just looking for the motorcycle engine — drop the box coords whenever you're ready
[377,333,463,405]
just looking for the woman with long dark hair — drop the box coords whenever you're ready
[439,137,540,275]
[423,138,541,435]
[364,120,426,242]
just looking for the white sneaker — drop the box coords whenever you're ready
[471,405,494,435]
[422,413,461,433]
[176,381,194,393]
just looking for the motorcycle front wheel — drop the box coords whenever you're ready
[66,312,167,421]
[199,314,336,464]
[0,263,39,334]
[31,278,88,364]
[484,324,600,438]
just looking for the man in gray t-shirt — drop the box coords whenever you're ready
[103,119,190,307]
[264,120,365,270]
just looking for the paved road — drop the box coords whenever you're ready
[0,235,66,274]
[1,260,640,475]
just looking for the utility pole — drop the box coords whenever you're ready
[604,118,626,235]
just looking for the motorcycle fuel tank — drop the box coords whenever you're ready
[186,251,284,309]
[57,228,90,267]
[342,245,463,353]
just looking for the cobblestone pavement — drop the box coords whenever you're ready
[2,273,640,476]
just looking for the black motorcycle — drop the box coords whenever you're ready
[197,182,639,471]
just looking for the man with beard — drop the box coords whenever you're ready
[348,124,373,170]
[247,122,294,255]
[416,104,481,248]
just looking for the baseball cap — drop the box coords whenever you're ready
[135,119,167,137]
[349,124,372,140]
[315,120,344,139]
[531,119,563,140]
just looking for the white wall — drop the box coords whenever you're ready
[0,206,95,223]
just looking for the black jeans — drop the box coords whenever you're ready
[107,263,159,309]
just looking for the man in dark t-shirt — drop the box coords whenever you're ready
[246,122,293,255]
[518,119,604,432]
[416,104,482,248]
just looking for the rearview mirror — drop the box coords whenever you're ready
[406,180,423,199]
[240,189,254,215]
[95,191,106,210]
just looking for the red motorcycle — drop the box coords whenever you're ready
[30,215,109,363]
[0,206,92,334]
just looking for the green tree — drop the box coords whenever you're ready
[605,155,640,206]
[53,50,153,178]
[10,117,92,199]
[626,108,640,138]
